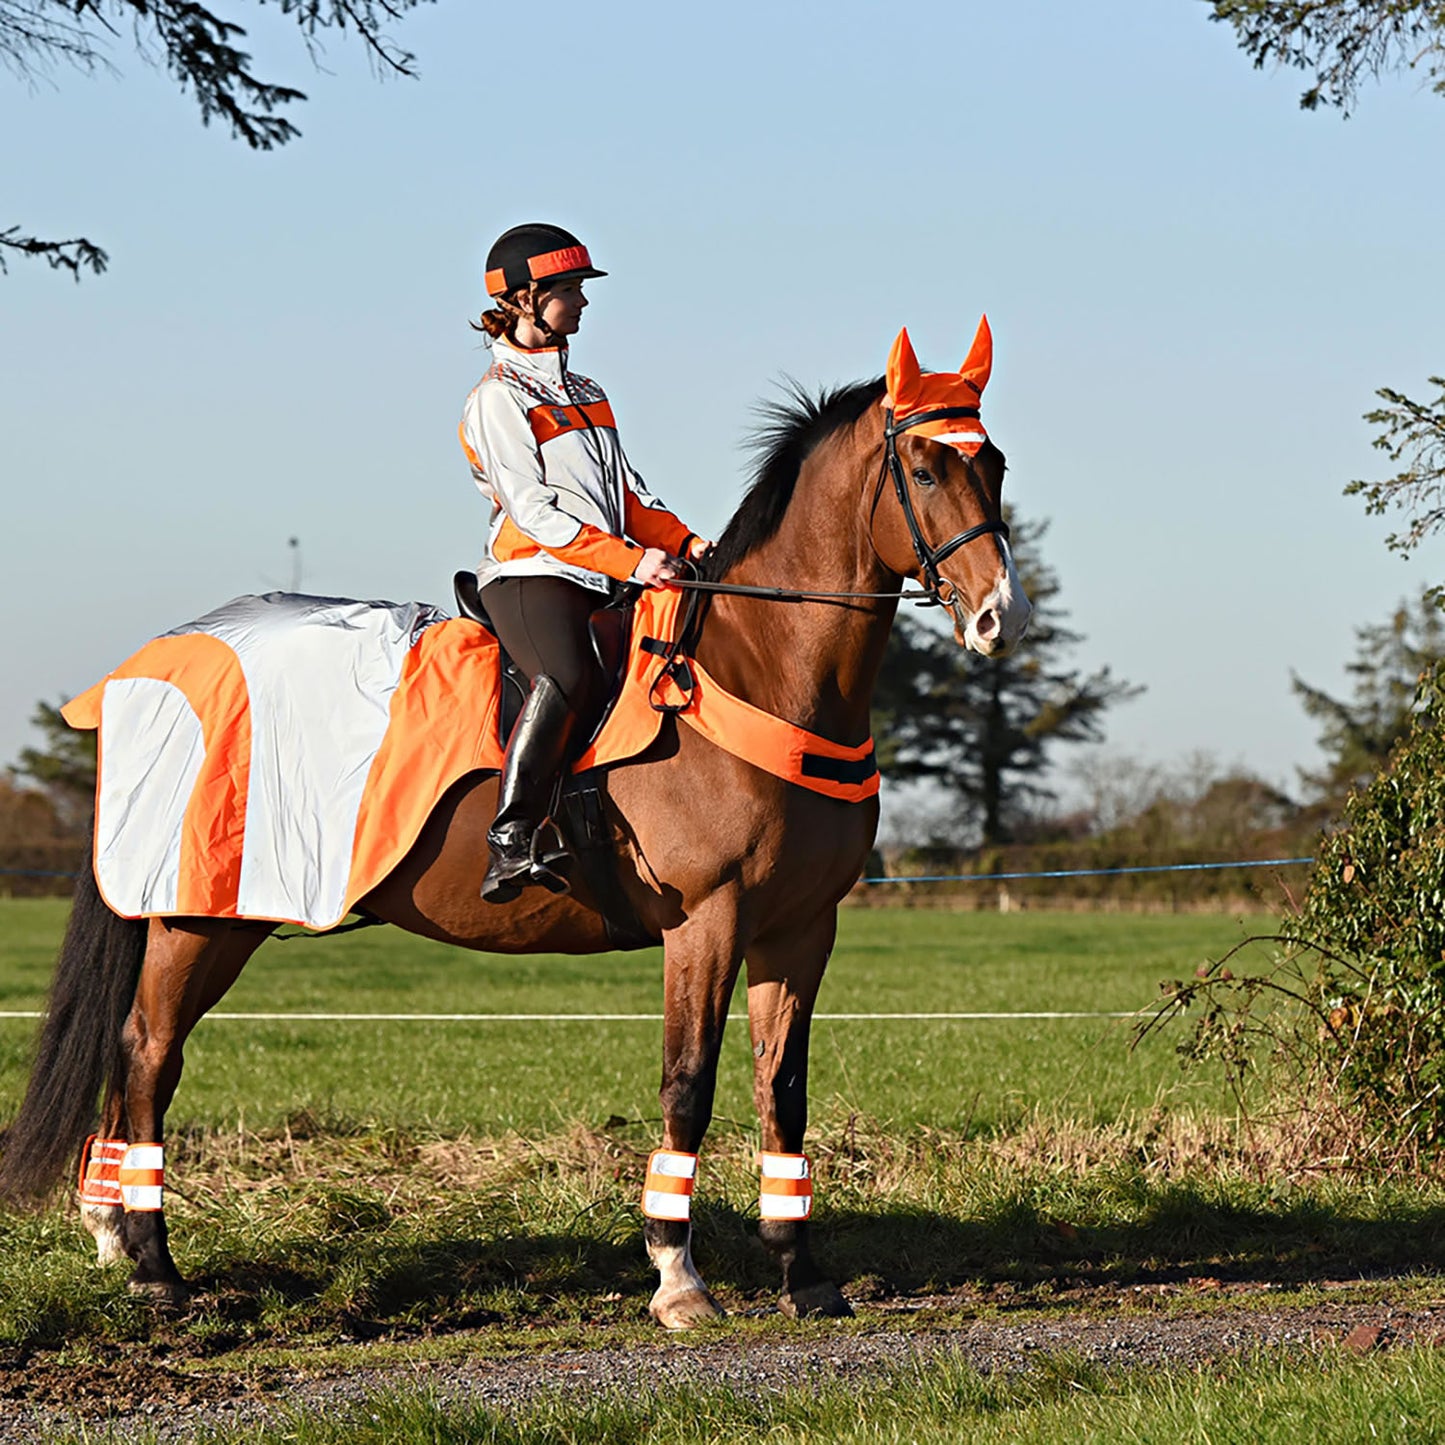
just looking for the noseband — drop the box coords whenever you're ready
[880,407,1010,609]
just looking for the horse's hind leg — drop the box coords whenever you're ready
[745,911,852,1320]
[86,917,271,1301]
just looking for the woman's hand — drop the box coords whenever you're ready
[631,547,682,589]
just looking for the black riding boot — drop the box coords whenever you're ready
[481,674,578,904]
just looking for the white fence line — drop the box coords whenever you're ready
[0,1009,1134,1023]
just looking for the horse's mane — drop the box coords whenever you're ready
[706,377,886,577]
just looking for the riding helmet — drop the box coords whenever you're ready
[484,223,607,298]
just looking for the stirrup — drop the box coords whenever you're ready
[529,822,571,896]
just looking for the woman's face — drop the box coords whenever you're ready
[535,278,588,337]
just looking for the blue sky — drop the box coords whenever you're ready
[3,0,1442,799]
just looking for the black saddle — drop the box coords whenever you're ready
[452,571,635,746]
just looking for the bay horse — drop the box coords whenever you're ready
[0,323,1031,1328]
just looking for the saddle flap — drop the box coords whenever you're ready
[453,570,494,633]
[588,599,634,690]
[454,570,529,736]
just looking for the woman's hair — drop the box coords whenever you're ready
[471,294,521,340]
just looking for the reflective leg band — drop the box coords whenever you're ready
[759,1151,813,1220]
[642,1149,697,1221]
[78,1136,127,1207]
[118,1143,164,1212]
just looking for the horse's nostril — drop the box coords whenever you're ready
[975,609,999,639]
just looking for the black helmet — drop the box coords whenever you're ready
[484,223,607,298]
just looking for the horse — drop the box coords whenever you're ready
[0,321,1031,1329]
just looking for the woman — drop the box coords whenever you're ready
[460,223,708,904]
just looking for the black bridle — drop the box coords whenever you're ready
[668,405,1010,610]
[878,405,1010,608]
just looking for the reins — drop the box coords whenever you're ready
[667,577,934,605]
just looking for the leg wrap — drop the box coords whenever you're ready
[642,1149,697,1221]
[118,1143,164,1212]
[79,1136,127,1207]
[759,1152,813,1221]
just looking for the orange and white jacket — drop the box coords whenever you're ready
[460,336,696,594]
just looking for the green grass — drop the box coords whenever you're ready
[13,898,1445,1440]
[0,902,1266,1135]
[5,1094,1445,1353]
[37,1348,1445,1443]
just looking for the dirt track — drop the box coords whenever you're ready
[4,1288,1444,1442]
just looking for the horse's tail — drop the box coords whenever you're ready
[0,853,147,1206]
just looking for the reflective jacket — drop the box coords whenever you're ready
[459,336,695,594]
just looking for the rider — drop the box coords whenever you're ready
[460,223,708,904]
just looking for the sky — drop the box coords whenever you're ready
[3,0,1443,805]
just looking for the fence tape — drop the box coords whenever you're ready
[2,857,1315,886]
[861,857,1313,884]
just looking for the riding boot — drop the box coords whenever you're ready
[481,674,578,904]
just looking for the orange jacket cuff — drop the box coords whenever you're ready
[541,525,645,581]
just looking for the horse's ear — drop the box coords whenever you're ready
[960,314,992,396]
[886,328,922,412]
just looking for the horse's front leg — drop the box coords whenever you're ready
[644,897,744,1330]
[745,910,852,1319]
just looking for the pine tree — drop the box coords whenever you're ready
[11,700,97,834]
[872,513,1141,846]
[1293,592,1445,809]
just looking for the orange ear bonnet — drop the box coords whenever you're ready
[885,316,992,457]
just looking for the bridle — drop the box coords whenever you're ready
[876,406,1010,608]
[670,403,1010,610]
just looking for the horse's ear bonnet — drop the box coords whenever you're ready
[959,314,992,396]
[884,316,992,458]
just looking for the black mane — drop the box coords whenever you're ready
[705,377,886,578]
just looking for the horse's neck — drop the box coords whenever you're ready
[698,429,899,744]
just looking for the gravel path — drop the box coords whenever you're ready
[4,1292,1444,1442]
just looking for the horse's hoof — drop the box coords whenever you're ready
[80,1203,129,1266]
[649,1286,726,1330]
[94,1235,129,1268]
[780,1281,853,1319]
[127,1276,191,1308]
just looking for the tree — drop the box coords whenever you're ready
[1292,591,1445,808]
[871,513,1141,846]
[10,699,97,833]
[2,0,435,277]
[1345,376,1445,561]
[1209,4,1445,557]
[1206,2,1445,113]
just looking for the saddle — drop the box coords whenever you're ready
[452,570,655,949]
[452,570,635,747]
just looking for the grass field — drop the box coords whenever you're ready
[0,900,1263,1135]
[5,899,1445,1442]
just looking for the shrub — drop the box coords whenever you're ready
[1146,661,1445,1162]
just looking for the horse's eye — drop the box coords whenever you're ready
[911,468,935,487]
